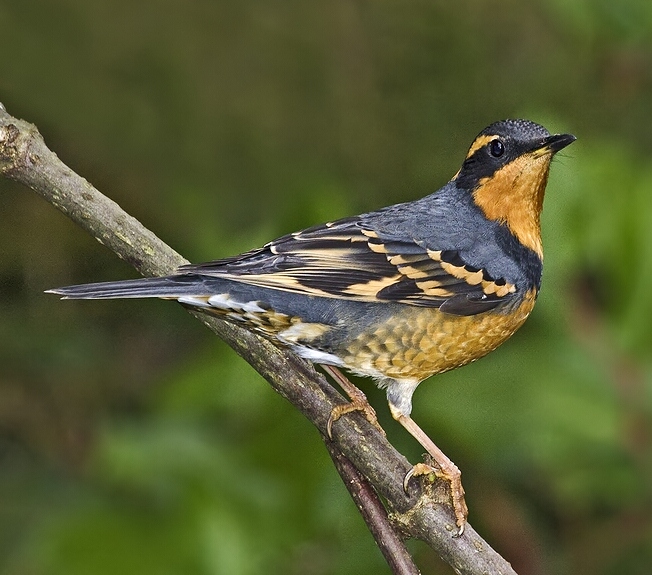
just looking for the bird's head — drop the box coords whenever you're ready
[454,119,575,258]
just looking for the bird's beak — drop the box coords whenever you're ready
[535,133,576,156]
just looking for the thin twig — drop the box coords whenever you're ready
[324,439,421,575]
[0,104,518,575]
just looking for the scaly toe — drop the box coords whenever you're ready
[403,462,468,536]
[327,401,385,439]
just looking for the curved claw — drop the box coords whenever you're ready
[326,413,335,439]
[403,462,467,537]
[402,465,418,493]
[403,462,436,493]
[326,402,385,440]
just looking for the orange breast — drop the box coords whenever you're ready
[340,290,538,382]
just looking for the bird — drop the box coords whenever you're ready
[47,119,575,535]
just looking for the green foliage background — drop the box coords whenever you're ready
[1,1,651,574]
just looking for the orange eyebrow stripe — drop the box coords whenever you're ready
[465,134,496,159]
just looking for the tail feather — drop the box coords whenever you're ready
[46,275,211,300]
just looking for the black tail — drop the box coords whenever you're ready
[46,275,212,300]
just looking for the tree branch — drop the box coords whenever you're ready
[0,104,518,575]
[324,439,420,575]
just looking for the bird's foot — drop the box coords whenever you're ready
[321,364,386,438]
[404,461,468,536]
[327,398,385,438]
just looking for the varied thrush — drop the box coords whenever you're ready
[48,119,575,534]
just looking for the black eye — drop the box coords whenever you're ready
[489,139,505,157]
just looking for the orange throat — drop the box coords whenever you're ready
[472,152,552,259]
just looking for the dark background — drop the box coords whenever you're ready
[1,1,651,574]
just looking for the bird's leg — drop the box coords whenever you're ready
[397,413,468,535]
[321,365,386,438]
